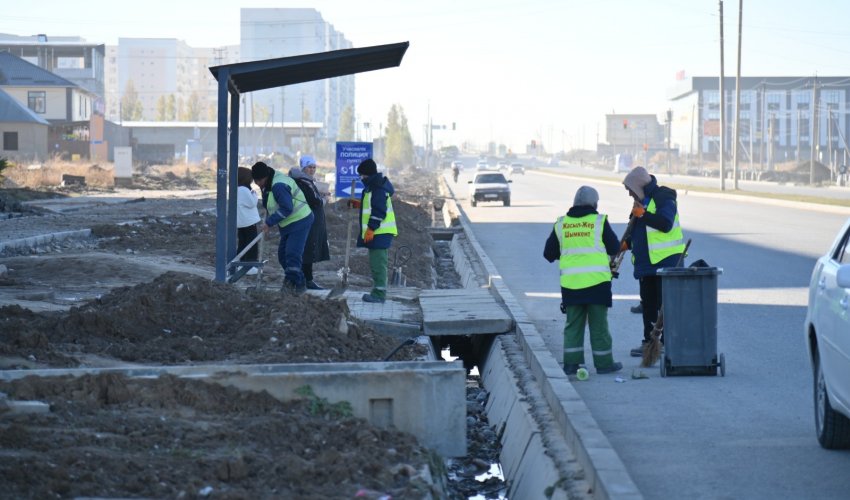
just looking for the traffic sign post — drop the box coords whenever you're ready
[335,142,373,199]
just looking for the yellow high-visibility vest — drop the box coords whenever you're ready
[266,172,311,228]
[556,213,612,290]
[361,191,398,237]
[645,199,685,263]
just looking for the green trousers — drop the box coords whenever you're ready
[563,304,614,369]
[368,248,388,299]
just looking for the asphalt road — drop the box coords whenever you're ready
[450,159,850,499]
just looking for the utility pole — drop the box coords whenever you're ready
[666,109,672,173]
[732,0,743,189]
[280,88,285,153]
[769,113,775,170]
[810,77,818,185]
[690,103,695,168]
[760,83,766,170]
[718,0,727,190]
[300,91,305,153]
[828,107,834,182]
[796,108,801,165]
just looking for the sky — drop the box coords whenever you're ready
[6,0,850,152]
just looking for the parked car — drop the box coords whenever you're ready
[468,172,512,207]
[804,217,850,449]
[509,163,525,176]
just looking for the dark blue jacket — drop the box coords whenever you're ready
[356,172,396,250]
[544,205,620,307]
[627,176,682,278]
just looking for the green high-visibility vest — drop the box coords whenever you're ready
[645,199,685,263]
[361,190,398,237]
[556,213,612,290]
[266,172,311,228]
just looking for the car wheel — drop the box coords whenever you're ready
[814,351,850,449]
[503,198,510,207]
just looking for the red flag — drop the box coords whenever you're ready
[676,70,686,81]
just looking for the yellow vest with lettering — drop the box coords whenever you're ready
[556,213,612,289]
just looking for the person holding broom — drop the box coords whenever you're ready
[543,185,623,376]
[621,166,686,359]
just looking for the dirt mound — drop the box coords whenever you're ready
[0,373,439,499]
[0,271,426,368]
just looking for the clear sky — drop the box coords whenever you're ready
[6,0,850,152]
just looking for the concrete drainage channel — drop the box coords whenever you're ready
[437,178,643,500]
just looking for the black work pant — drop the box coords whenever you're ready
[639,275,664,343]
[237,225,259,262]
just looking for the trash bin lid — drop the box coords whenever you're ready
[657,266,723,276]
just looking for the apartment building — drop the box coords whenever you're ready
[240,8,354,143]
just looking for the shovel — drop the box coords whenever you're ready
[327,219,356,299]
[328,180,359,299]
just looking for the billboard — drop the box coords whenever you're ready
[335,141,373,199]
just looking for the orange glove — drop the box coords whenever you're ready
[620,240,628,252]
[348,199,362,209]
[631,205,646,218]
[364,228,375,244]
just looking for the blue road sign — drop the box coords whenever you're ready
[335,142,372,199]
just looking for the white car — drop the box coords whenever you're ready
[468,172,511,207]
[475,161,491,171]
[804,217,850,449]
[509,163,525,176]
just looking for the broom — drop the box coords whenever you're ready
[610,216,637,278]
[641,238,692,367]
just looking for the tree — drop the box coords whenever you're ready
[155,95,168,121]
[120,80,143,121]
[166,95,177,121]
[338,105,355,141]
[180,92,202,121]
[384,104,414,169]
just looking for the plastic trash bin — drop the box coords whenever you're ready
[657,266,725,377]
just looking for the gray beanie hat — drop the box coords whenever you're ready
[573,185,599,208]
[623,166,652,200]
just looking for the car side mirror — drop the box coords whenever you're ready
[837,264,850,288]
[508,179,513,183]
[468,180,473,184]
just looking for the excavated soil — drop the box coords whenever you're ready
[0,167,505,499]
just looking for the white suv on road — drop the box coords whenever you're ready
[804,216,850,449]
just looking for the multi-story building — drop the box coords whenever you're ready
[104,42,238,123]
[668,76,850,170]
[240,8,354,144]
[0,33,105,107]
[0,52,99,160]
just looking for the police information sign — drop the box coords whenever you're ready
[335,142,372,199]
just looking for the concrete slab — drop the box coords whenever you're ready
[420,289,514,336]
[0,361,467,457]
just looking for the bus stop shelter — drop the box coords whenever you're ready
[208,41,409,282]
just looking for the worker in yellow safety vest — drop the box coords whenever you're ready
[544,186,623,376]
[622,166,686,357]
[355,158,397,303]
[251,161,314,294]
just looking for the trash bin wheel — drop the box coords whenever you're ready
[719,353,726,377]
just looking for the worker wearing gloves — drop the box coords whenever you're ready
[544,185,623,375]
[622,166,686,357]
[251,161,314,295]
[356,158,397,303]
